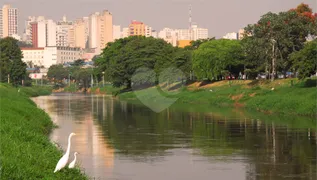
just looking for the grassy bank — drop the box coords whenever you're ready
[0,83,88,179]
[62,84,120,95]
[118,78,316,116]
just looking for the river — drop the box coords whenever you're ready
[32,93,317,180]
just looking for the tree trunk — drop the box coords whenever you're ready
[271,39,276,82]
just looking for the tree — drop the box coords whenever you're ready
[243,3,317,81]
[17,41,32,48]
[95,36,175,88]
[290,39,317,79]
[185,37,216,50]
[72,59,85,67]
[172,47,192,80]
[192,39,244,81]
[47,64,69,82]
[72,68,93,90]
[0,37,27,85]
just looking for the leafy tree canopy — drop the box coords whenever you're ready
[0,37,27,85]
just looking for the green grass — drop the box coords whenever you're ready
[0,83,88,179]
[90,84,122,95]
[117,79,317,117]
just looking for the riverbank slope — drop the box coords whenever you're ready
[0,84,88,179]
[117,78,316,116]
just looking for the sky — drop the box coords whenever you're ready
[1,0,316,38]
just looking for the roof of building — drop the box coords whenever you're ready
[131,20,144,25]
[20,47,45,50]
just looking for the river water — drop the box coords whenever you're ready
[32,93,317,180]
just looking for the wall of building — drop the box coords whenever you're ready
[113,25,121,40]
[37,21,47,47]
[21,48,45,67]
[31,23,38,47]
[129,20,145,36]
[177,40,191,48]
[21,47,83,68]
[46,19,57,46]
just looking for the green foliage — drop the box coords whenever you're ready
[290,40,317,79]
[242,3,317,80]
[118,78,316,116]
[0,84,87,179]
[72,68,93,89]
[0,37,27,86]
[47,64,69,81]
[71,59,85,67]
[192,39,244,80]
[95,36,177,88]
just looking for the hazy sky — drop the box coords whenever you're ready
[1,0,316,38]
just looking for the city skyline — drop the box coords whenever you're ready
[2,0,316,38]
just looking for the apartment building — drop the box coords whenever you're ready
[21,46,83,68]
[129,20,145,36]
[223,32,238,40]
[0,4,18,38]
[73,17,89,49]
[89,10,113,54]
[56,15,73,47]
[113,25,121,40]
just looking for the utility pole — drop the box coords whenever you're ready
[7,74,10,83]
[91,73,94,87]
[68,73,71,86]
[102,71,105,87]
[271,39,276,82]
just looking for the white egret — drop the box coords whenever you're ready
[68,152,78,168]
[54,132,76,173]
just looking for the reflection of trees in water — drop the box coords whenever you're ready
[90,97,316,179]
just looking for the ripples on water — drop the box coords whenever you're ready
[32,93,317,180]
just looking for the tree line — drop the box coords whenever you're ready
[95,3,316,89]
[1,3,315,89]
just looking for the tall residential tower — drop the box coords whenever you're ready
[0,4,18,38]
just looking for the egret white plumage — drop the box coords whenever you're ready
[68,152,78,168]
[54,132,76,173]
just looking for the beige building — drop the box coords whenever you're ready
[128,20,146,36]
[56,15,73,47]
[72,17,89,49]
[0,4,18,38]
[89,10,113,54]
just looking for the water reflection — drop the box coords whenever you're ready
[32,93,316,180]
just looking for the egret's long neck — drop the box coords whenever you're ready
[66,135,72,156]
[74,154,77,161]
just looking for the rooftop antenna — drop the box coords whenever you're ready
[189,4,192,41]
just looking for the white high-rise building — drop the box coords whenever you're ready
[223,32,238,40]
[46,19,56,46]
[175,25,208,41]
[158,28,178,46]
[37,20,47,47]
[113,25,121,40]
[151,30,158,38]
[89,12,99,49]
[145,25,152,37]
[0,4,18,38]
[191,25,208,40]
[24,16,37,44]
[121,27,129,38]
